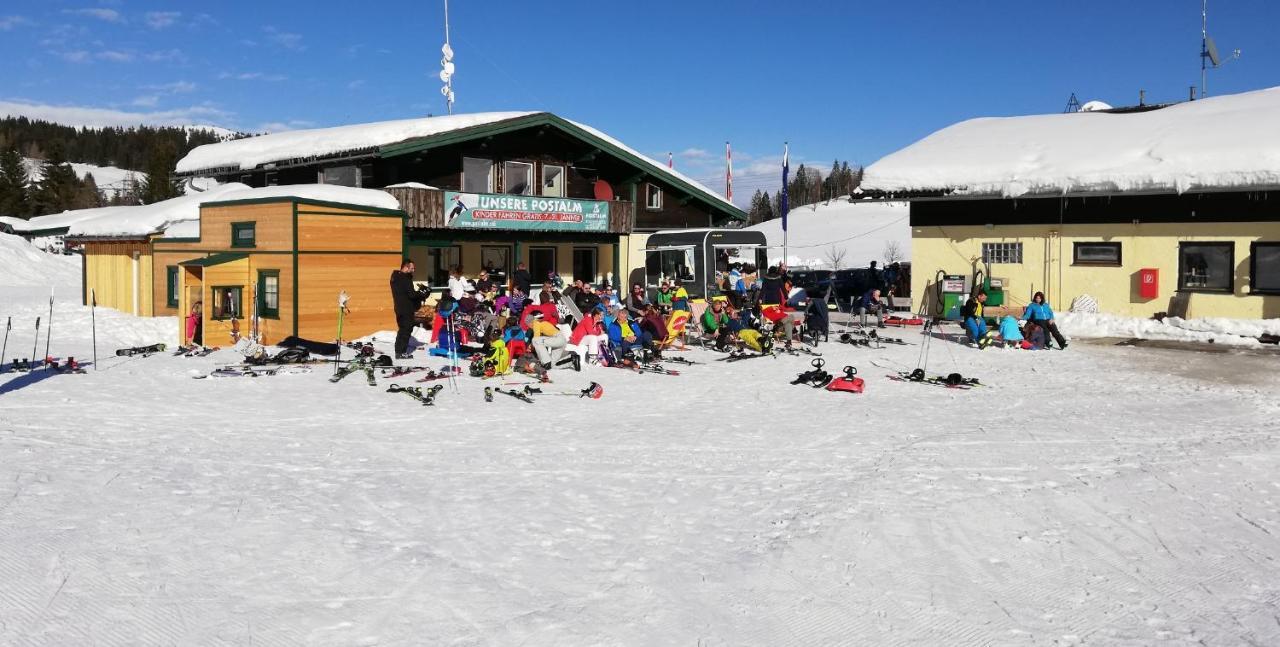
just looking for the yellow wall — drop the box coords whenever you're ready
[911,222,1280,319]
[83,241,153,316]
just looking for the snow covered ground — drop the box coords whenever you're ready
[2,234,1278,645]
[745,199,910,269]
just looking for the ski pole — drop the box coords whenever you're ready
[91,289,97,371]
[0,316,10,373]
[43,286,54,369]
[30,316,40,368]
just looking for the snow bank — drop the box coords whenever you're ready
[863,85,1280,197]
[213,184,402,211]
[67,183,249,239]
[383,181,438,190]
[744,200,910,268]
[0,233,79,286]
[175,112,534,174]
[1058,312,1280,346]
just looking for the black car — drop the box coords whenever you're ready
[788,269,833,298]
[831,268,880,309]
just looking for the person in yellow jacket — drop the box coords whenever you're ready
[529,310,575,370]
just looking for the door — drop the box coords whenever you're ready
[528,247,557,287]
[572,247,597,285]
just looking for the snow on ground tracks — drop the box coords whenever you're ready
[1,281,1278,644]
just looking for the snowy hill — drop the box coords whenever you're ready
[23,158,142,200]
[0,232,78,286]
[745,199,910,269]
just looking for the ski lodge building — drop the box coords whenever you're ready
[65,112,742,345]
[173,112,743,290]
[862,85,1280,320]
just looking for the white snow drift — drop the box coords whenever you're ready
[863,85,1280,197]
[745,199,910,269]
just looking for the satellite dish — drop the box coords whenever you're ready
[1206,35,1222,66]
[443,61,455,75]
[439,70,451,82]
[593,180,614,201]
[440,86,451,97]
[447,90,455,103]
[441,43,454,60]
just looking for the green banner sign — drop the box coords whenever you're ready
[444,191,610,232]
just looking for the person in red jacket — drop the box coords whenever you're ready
[569,308,609,364]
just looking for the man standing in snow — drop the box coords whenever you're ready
[512,261,532,295]
[390,259,426,358]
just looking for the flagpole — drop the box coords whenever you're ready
[781,142,790,270]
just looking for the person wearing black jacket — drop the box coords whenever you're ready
[512,261,532,295]
[390,259,426,358]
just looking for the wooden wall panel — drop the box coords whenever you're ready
[248,256,296,345]
[297,214,402,252]
[200,259,253,347]
[183,202,294,250]
[83,242,152,316]
[297,254,397,342]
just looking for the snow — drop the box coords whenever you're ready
[383,181,438,190]
[863,85,1280,197]
[3,235,1280,644]
[23,158,143,200]
[65,183,249,239]
[174,112,535,174]
[213,184,403,211]
[1080,100,1112,112]
[1058,312,1280,346]
[0,232,78,285]
[22,205,127,233]
[744,199,911,268]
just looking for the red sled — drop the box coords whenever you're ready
[826,366,865,393]
[885,316,924,326]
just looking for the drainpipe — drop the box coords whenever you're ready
[131,250,140,315]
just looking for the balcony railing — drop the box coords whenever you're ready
[383,186,633,234]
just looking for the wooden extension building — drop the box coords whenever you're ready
[70,185,406,346]
[174,111,745,291]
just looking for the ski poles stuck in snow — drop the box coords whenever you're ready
[0,317,9,373]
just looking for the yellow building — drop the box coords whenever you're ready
[863,87,1280,319]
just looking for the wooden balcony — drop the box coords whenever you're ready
[383,186,633,234]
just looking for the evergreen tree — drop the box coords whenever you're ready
[759,190,774,222]
[30,147,82,216]
[0,147,31,218]
[73,172,103,210]
[139,141,181,204]
[746,189,765,225]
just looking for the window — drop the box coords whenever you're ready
[320,165,360,187]
[257,270,280,318]
[1073,242,1122,266]
[211,286,243,320]
[1178,242,1234,292]
[542,164,565,197]
[982,242,1022,264]
[231,222,256,248]
[1250,242,1280,294]
[646,183,663,210]
[503,161,533,195]
[528,247,557,286]
[463,157,493,192]
[166,266,179,307]
[480,245,511,277]
[645,248,695,287]
[572,247,597,284]
[426,246,460,287]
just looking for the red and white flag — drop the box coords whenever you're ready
[725,141,733,202]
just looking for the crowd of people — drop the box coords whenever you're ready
[961,290,1068,350]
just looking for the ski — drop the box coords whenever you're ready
[116,343,166,357]
[196,365,313,378]
[493,387,535,403]
[887,370,982,389]
[721,349,770,362]
[387,383,443,405]
[415,366,464,383]
[657,355,700,366]
[522,381,604,399]
[329,360,368,383]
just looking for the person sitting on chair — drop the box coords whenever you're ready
[961,291,992,347]
[701,299,733,350]
[857,288,886,328]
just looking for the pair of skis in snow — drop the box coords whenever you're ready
[485,381,604,404]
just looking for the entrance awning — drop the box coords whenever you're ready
[178,252,248,267]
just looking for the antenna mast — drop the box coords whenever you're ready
[439,0,456,114]
[1200,0,1208,99]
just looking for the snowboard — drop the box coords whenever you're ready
[116,343,166,357]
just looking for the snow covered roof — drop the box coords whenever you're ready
[65,183,250,239]
[862,85,1280,198]
[745,200,910,269]
[23,205,128,234]
[207,184,403,211]
[175,111,741,216]
[175,112,535,174]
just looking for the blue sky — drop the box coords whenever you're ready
[2,0,1278,203]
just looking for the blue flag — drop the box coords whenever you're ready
[780,143,789,232]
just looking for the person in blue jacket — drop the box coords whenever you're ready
[1023,291,1068,349]
[961,291,991,347]
[604,303,644,358]
[857,288,886,328]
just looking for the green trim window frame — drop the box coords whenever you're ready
[541,164,565,197]
[1249,242,1280,295]
[231,221,256,248]
[1178,241,1234,293]
[211,286,243,320]
[1072,242,1122,266]
[165,265,180,307]
[257,270,281,318]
